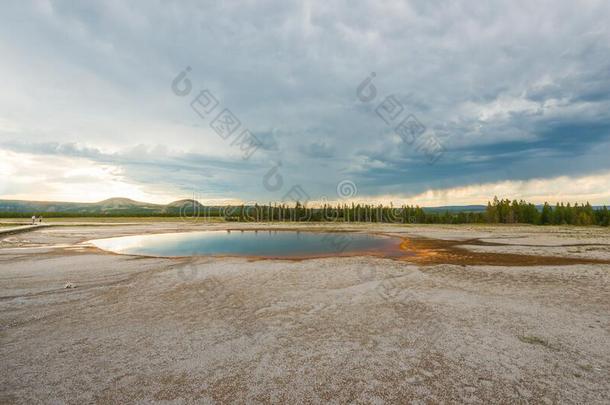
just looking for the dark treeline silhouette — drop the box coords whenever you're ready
[2,197,608,225]
[485,197,609,226]
[218,197,609,226]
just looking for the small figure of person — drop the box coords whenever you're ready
[31,215,36,225]
[39,216,43,224]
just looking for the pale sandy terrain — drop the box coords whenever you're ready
[1,222,609,404]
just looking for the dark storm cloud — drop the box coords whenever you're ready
[1,0,610,201]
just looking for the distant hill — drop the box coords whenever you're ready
[3,198,604,217]
[423,204,606,213]
[422,205,486,213]
[0,197,220,217]
[0,198,165,215]
[164,199,208,215]
[0,198,492,216]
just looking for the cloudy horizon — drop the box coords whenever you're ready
[2,0,610,206]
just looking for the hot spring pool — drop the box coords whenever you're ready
[89,230,402,258]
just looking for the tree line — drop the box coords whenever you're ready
[219,198,609,226]
[1,197,608,226]
[485,197,609,226]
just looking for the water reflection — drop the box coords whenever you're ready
[89,230,398,258]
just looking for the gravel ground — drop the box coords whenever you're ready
[0,222,609,404]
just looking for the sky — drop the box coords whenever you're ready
[1,0,610,206]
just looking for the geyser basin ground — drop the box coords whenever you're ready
[87,228,610,265]
[89,229,403,259]
[1,222,609,403]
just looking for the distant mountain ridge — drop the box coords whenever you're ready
[0,198,490,215]
[0,198,605,216]
[422,205,486,213]
[0,198,205,215]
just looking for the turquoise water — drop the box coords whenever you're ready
[90,230,399,258]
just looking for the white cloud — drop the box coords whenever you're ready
[1,1,610,203]
[0,150,178,203]
[322,171,610,207]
